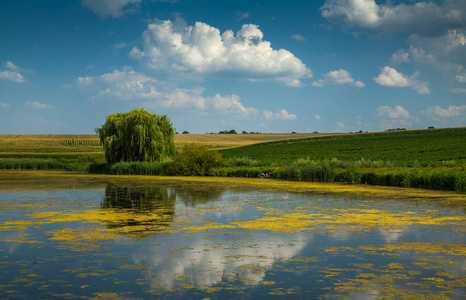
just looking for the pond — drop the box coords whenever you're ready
[0,172,465,299]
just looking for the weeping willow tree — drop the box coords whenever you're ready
[96,108,176,164]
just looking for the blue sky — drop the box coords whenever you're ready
[0,0,465,134]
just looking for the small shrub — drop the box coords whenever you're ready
[168,144,223,176]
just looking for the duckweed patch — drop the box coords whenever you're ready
[0,172,464,299]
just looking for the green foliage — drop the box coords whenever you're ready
[96,108,175,164]
[269,159,466,193]
[216,167,267,178]
[168,144,223,176]
[0,159,89,171]
[224,157,260,167]
[89,161,168,175]
[218,129,237,134]
[220,127,466,166]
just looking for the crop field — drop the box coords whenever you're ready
[174,132,341,149]
[1,129,465,192]
[0,133,327,169]
[220,127,466,167]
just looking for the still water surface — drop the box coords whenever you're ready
[0,175,464,299]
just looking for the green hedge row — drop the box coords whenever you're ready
[270,166,466,193]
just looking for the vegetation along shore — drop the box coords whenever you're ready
[1,126,465,193]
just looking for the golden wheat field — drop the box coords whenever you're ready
[0,133,339,153]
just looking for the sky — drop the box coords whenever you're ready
[0,0,465,134]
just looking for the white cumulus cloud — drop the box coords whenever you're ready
[24,101,53,109]
[421,105,466,127]
[376,105,410,119]
[131,19,312,86]
[321,1,466,93]
[263,109,297,120]
[376,105,414,129]
[77,68,267,117]
[78,68,160,100]
[5,61,20,71]
[312,69,364,87]
[374,66,430,94]
[457,73,466,83]
[0,61,25,83]
[82,0,141,18]
[321,0,466,37]
[291,34,307,41]
[423,105,466,124]
[0,102,10,108]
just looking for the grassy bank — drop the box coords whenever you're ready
[86,157,466,193]
[2,128,465,193]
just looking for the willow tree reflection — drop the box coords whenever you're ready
[101,184,177,235]
[175,186,225,207]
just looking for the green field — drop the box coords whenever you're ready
[1,128,465,193]
[220,128,466,167]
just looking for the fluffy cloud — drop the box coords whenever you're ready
[151,87,260,116]
[424,105,466,118]
[376,105,410,119]
[321,1,466,91]
[82,0,141,18]
[78,68,160,100]
[77,68,294,119]
[422,105,466,125]
[0,102,10,108]
[457,73,466,83]
[291,34,306,41]
[374,66,430,94]
[24,101,53,109]
[394,30,465,68]
[390,30,466,91]
[312,69,364,87]
[263,109,297,120]
[131,19,312,86]
[320,0,466,37]
[0,61,25,83]
[376,105,414,129]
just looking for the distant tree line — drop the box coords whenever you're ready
[385,128,407,132]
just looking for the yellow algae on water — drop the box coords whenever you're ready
[182,222,236,232]
[286,256,319,263]
[359,242,466,256]
[387,262,404,269]
[90,292,119,300]
[47,227,125,242]
[4,234,43,244]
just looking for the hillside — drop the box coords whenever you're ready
[220,128,466,167]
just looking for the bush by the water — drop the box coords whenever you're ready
[168,144,223,176]
[89,161,168,175]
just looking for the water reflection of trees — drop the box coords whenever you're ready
[99,183,228,237]
[102,184,177,211]
[176,187,224,207]
[101,184,177,234]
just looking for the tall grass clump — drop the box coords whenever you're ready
[167,144,223,176]
[224,157,260,167]
[273,158,336,182]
